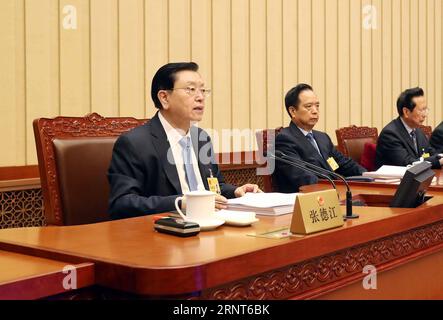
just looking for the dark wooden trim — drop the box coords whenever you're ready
[198,220,443,299]
[0,178,41,192]
[216,151,262,164]
[0,165,39,181]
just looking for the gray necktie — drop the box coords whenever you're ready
[306,132,322,157]
[179,136,198,191]
[410,130,418,153]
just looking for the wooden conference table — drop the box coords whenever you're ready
[2,179,443,299]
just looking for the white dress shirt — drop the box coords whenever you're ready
[158,112,205,193]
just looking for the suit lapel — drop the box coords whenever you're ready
[150,113,182,194]
[191,126,210,190]
[289,123,330,169]
[312,131,333,169]
[416,129,429,155]
[394,118,418,156]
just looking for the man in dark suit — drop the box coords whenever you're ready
[272,83,366,193]
[375,87,443,169]
[430,121,443,154]
[108,62,260,219]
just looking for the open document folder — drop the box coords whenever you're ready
[226,192,298,216]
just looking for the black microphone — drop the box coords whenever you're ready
[275,150,359,219]
[266,152,338,191]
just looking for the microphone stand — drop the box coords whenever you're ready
[267,153,337,191]
[276,151,359,219]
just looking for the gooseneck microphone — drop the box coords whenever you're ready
[266,151,337,191]
[274,150,359,219]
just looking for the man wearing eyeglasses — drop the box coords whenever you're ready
[272,83,366,192]
[375,87,443,169]
[108,62,260,219]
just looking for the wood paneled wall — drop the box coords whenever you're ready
[1,0,442,165]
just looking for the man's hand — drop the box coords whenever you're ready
[234,184,263,198]
[181,194,228,210]
[215,194,228,210]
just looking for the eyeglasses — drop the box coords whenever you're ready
[171,87,211,97]
[417,107,429,115]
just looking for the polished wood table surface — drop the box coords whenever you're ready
[2,182,443,299]
[0,250,94,299]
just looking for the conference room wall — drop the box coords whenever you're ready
[0,0,442,166]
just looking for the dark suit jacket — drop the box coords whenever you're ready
[272,122,366,193]
[375,117,441,169]
[430,121,443,154]
[107,113,237,219]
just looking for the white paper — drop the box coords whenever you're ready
[362,165,408,179]
[227,192,298,208]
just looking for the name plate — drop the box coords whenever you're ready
[290,189,344,235]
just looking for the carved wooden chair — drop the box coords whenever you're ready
[418,125,432,140]
[335,125,378,166]
[33,113,147,226]
[255,127,283,192]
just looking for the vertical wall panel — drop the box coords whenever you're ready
[427,0,435,125]
[59,0,90,116]
[410,0,419,86]
[169,0,190,61]
[361,0,372,127]
[418,0,427,90]
[26,0,59,164]
[298,0,311,84]
[349,0,362,126]
[0,0,26,166]
[231,0,251,152]
[119,0,145,118]
[249,0,267,134]
[392,0,402,118]
[311,0,325,131]
[324,0,338,138]
[282,0,298,126]
[401,0,410,89]
[191,0,213,130]
[145,0,168,117]
[338,0,350,129]
[90,0,118,116]
[372,0,383,130]
[212,0,231,153]
[266,0,283,131]
[435,0,442,124]
[382,0,393,126]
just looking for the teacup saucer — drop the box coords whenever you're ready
[215,210,259,227]
[189,218,225,231]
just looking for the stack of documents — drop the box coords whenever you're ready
[362,164,437,185]
[362,165,407,181]
[227,192,298,216]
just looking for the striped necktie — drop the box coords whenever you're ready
[306,132,322,157]
[410,130,418,153]
[179,136,198,191]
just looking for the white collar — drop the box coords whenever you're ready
[400,117,415,135]
[158,111,190,146]
[297,126,313,137]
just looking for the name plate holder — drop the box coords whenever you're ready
[290,189,345,235]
